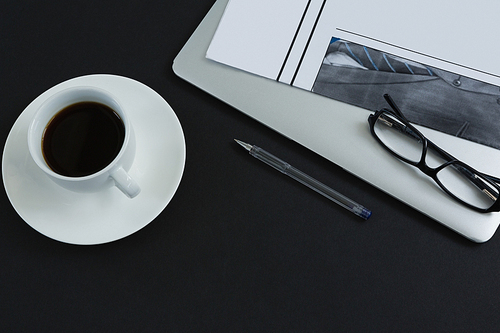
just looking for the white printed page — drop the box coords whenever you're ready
[207,0,500,88]
[207,0,500,151]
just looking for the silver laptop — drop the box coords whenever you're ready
[173,0,500,242]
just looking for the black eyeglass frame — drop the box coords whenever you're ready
[368,94,500,213]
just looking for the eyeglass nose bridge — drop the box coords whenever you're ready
[415,155,439,179]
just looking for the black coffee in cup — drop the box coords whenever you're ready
[42,102,125,177]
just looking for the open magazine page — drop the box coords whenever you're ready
[207,0,500,149]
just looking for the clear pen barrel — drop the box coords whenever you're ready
[250,146,372,220]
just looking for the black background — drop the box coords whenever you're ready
[1,1,500,332]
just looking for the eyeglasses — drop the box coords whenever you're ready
[368,94,500,213]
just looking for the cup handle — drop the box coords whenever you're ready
[110,166,141,198]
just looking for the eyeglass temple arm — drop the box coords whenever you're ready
[383,94,406,119]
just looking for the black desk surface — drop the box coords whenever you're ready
[2,1,500,332]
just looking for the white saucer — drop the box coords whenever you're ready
[2,74,186,245]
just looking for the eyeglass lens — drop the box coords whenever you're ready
[437,163,498,209]
[373,112,422,162]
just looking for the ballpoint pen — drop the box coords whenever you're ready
[235,139,372,220]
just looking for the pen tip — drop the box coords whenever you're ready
[234,139,252,151]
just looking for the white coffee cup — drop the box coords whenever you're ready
[27,86,141,198]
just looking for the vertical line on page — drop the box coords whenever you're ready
[277,0,312,81]
[290,0,327,86]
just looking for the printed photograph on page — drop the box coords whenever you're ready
[312,37,500,150]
